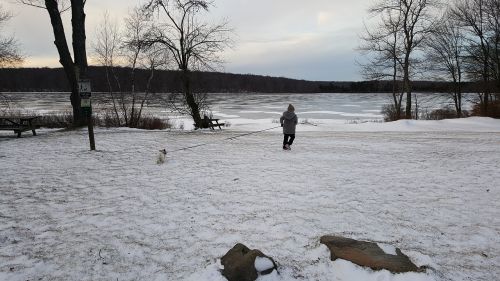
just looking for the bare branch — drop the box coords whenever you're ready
[0,5,23,66]
[17,0,71,12]
[141,0,232,127]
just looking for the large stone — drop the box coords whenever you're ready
[221,243,278,281]
[320,236,421,273]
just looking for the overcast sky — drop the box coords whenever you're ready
[2,0,370,81]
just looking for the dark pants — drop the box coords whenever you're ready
[283,134,295,147]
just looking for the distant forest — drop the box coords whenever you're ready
[0,67,480,93]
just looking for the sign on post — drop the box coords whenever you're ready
[79,79,91,93]
[79,79,92,113]
[81,98,91,108]
[78,79,95,151]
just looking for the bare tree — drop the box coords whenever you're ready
[359,9,405,120]
[19,0,89,126]
[92,11,121,124]
[163,90,210,120]
[451,0,498,115]
[0,5,22,113]
[121,7,158,127]
[0,5,23,67]
[425,13,466,117]
[142,0,232,128]
[371,0,439,119]
[0,91,11,116]
[93,9,168,128]
[484,0,500,101]
[135,46,168,125]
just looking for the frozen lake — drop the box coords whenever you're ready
[2,92,475,122]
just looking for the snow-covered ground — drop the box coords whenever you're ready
[1,118,499,281]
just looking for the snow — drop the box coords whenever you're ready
[1,117,499,281]
[254,256,275,272]
[326,259,436,281]
[377,243,398,256]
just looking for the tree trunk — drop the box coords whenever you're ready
[105,66,121,124]
[403,55,412,119]
[130,55,138,127]
[71,0,88,76]
[483,86,489,115]
[457,60,463,118]
[182,69,202,128]
[71,0,88,125]
[414,93,418,120]
[392,56,401,120]
[454,80,462,118]
[137,64,156,123]
[45,0,89,126]
[45,0,84,125]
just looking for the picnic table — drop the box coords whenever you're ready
[202,116,225,130]
[0,116,40,138]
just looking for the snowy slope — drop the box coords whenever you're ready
[1,118,499,281]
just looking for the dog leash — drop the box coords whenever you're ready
[224,125,282,140]
[166,125,282,154]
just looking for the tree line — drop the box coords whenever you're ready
[0,67,482,94]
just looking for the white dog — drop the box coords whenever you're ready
[157,149,167,164]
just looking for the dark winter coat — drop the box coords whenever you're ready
[280,111,298,134]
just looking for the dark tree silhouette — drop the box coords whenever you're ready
[425,12,466,117]
[369,0,438,119]
[451,0,500,116]
[359,8,405,120]
[142,0,232,128]
[19,0,89,126]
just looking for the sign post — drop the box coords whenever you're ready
[78,79,96,151]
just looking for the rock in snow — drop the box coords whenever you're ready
[320,235,421,273]
[221,243,277,281]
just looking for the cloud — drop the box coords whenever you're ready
[22,56,61,68]
[224,28,361,81]
[317,11,332,27]
[226,50,359,81]
[3,0,368,80]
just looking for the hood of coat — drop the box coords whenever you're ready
[282,111,297,120]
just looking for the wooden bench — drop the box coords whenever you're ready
[208,118,225,130]
[0,116,40,138]
[197,117,225,130]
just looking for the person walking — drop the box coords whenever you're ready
[280,104,298,150]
